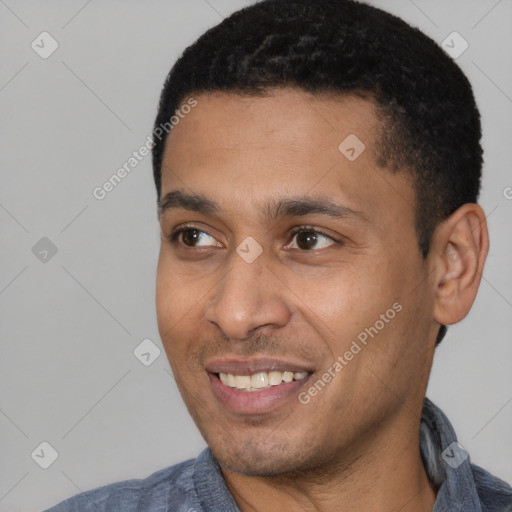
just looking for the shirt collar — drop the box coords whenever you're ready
[192,398,483,511]
[420,397,482,511]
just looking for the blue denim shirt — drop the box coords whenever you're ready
[44,398,512,511]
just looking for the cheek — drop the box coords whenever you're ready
[296,253,415,364]
[156,247,203,317]
[293,260,385,329]
[156,251,217,381]
[156,258,175,333]
[156,254,195,352]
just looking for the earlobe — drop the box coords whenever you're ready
[432,204,489,326]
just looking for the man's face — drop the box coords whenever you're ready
[156,89,438,476]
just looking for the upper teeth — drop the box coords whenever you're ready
[219,371,309,391]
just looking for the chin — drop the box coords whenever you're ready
[208,434,316,477]
[218,453,302,477]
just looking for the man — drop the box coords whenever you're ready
[46,0,512,510]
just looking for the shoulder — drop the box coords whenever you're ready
[471,463,512,512]
[44,457,200,512]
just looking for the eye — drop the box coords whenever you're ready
[167,225,338,251]
[285,227,336,251]
[169,226,222,248]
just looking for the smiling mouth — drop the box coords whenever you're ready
[214,370,310,392]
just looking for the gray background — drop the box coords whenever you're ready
[0,1,511,510]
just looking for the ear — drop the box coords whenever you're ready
[431,203,489,326]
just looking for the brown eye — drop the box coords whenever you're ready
[296,231,318,250]
[181,229,202,247]
[286,228,335,251]
[171,227,222,248]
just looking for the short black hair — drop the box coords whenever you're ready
[152,0,482,345]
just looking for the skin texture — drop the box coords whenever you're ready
[156,88,489,512]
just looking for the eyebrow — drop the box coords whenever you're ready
[158,189,370,223]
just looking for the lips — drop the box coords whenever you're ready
[206,357,313,375]
[205,357,314,413]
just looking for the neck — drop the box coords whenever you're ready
[221,407,437,512]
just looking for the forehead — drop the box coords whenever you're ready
[160,88,414,228]
[164,88,379,168]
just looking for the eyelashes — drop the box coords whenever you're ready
[167,224,339,252]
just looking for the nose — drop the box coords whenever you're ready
[204,249,291,340]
